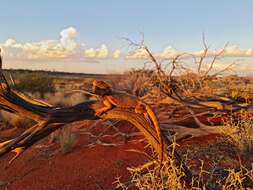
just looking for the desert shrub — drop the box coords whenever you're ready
[15,73,55,98]
[110,69,155,97]
[58,127,76,154]
[120,160,190,190]
[222,166,253,190]
[115,142,205,190]
[0,110,34,129]
[116,161,206,190]
[115,143,253,190]
[221,115,253,160]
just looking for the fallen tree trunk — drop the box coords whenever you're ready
[0,89,194,188]
[0,51,207,188]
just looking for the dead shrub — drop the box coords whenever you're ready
[221,114,253,160]
[110,69,155,97]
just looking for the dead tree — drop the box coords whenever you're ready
[0,51,199,188]
[124,37,253,141]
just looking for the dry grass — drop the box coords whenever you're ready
[0,110,34,129]
[114,132,253,190]
[58,127,76,154]
[115,142,205,190]
[221,114,253,160]
[222,166,253,190]
[115,149,253,190]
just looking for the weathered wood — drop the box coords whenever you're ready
[0,74,197,188]
[0,51,199,188]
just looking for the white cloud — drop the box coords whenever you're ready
[84,48,96,58]
[4,38,17,47]
[0,27,78,61]
[160,46,179,58]
[222,45,253,57]
[191,45,253,58]
[97,44,108,58]
[127,46,181,60]
[113,49,121,59]
[84,44,109,59]
[159,45,253,60]
[60,27,78,51]
[126,47,149,59]
[2,28,253,66]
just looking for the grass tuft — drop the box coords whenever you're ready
[59,128,76,154]
[221,114,253,160]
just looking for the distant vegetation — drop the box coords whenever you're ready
[14,72,55,98]
[3,68,119,80]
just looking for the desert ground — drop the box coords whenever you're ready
[1,63,253,190]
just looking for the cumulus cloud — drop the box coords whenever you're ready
[4,38,17,47]
[127,45,253,60]
[1,29,119,61]
[0,27,79,61]
[60,27,77,51]
[222,45,253,57]
[127,46,180,59]
[97,44,108,58]
[160,46,179,58]
[191,45,253,58]
[2,27,253,64]
[84,48,96,58]
[84,44,109,59]
[113,49,121,59]
[126,47,149,59]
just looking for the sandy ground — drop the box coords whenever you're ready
[0,116,249,190]
[0,122,149,190]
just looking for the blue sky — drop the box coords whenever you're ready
[0,1,252,74]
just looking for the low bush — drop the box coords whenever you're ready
[221,114,253,160]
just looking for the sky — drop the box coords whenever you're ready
[0,1,253,74]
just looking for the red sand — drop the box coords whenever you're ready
[0,137,148,190]
[0,121,150,190]
[0,116,230,190]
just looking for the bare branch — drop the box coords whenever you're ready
[197,35,209,74]
[203,42,229,78]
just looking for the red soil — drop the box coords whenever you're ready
[0,123,149,190]
[0,115,239,190]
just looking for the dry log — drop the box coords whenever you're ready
[0,91,194,188]
[0,51,210,188]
